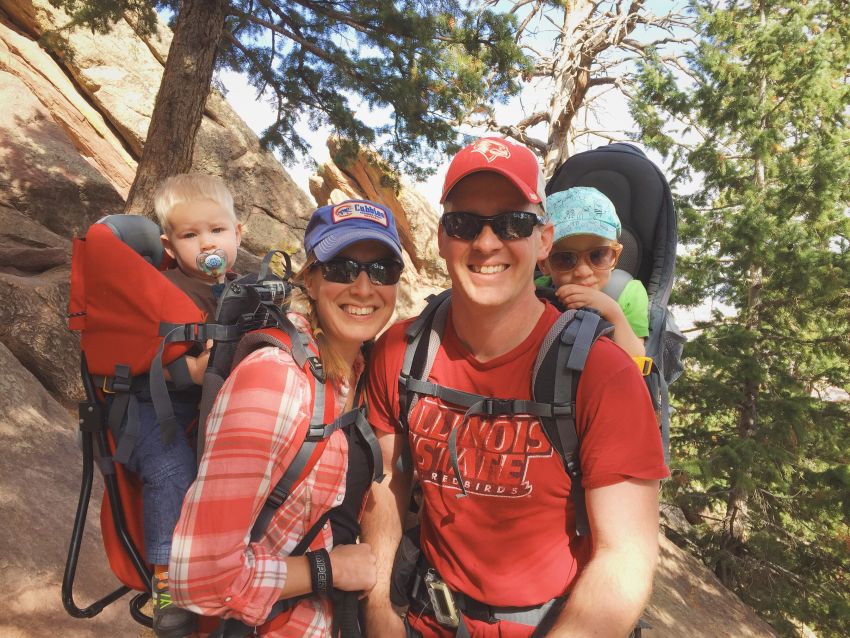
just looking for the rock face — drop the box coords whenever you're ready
[0,342,144,638]
[0,1,784,636]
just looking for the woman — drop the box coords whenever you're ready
[169,199,404,637]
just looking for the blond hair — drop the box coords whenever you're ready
[291,255,354,385]
[154,173,236,232]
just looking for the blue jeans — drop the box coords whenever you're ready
[121,398,198,564]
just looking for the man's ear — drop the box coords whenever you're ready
[437,223,448,260]
[161,233,176,260]
[537,222,554,261]
[537,258,551,276]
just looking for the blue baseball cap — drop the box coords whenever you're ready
[548,187,621,242]
[303,199,403,262]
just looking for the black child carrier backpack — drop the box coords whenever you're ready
[546,142,686,459]
[389,143,685,637]
[63,214,382,637]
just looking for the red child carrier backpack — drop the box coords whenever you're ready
[64,214,214,612]
[63,215,383,635]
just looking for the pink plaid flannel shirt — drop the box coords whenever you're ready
[170,318,360,637]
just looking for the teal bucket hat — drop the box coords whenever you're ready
[548,187,621,242]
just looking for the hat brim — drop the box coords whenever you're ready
[312,228,403,262]
[440,166,543,206]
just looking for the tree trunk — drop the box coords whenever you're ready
[123,0,228,217]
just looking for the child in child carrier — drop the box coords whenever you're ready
[536,186,649,360]
[127,173,242,637]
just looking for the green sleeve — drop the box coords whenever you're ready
[618,279,649,338]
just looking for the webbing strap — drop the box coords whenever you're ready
[353,408,385,483]
[401,377,571,418]
[106,365,139,465]
[410,559,560,631]
[250,410,356,543]
[565,310,600,371]
[165,356,193,389]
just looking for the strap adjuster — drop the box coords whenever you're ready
[305,423,326,442]
[307,356,325,383]
[110,365,132,393]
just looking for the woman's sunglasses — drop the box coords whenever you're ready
[441,211,544,241]
[548,244,622,272]
[314,257,404,285]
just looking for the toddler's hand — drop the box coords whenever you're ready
[556,284,619,319]
[187,340,214,385]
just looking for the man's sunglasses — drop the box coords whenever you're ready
[549,244,622,272]
[441,211,544,241]
[313,257,404,285]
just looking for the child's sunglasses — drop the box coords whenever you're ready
[313,257,404,285]
[548,244,622,272]
[441,211,544,241]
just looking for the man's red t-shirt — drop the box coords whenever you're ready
[367,302,668,635]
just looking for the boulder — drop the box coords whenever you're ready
[0,341,145,637]
[0,67,125,238]
[646,534,778,637]
[0,0,315,256]
[0,205,81,403]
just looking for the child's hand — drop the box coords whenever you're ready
[186,339,213,385]
[555,284,621,320]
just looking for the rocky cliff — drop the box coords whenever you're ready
[0,1,778,636]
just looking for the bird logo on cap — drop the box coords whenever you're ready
[471,138,511,163]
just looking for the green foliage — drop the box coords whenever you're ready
[633,1,850,635]
[50,0,528,177]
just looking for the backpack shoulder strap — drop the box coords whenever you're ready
[396,290,451,473]
[399,289,452,429]
[532,309,613,537]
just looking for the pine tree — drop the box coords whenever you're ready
[632,1,850,635]
[49,0,527,216]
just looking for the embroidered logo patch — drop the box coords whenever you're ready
[332,201,389,227]
[471,139,511,163]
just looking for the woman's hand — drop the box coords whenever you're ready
[329,543,377,593]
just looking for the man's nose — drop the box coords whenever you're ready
[471,222,503,251]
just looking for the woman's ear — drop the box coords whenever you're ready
[537,258,551,276]
[302,266,319,301]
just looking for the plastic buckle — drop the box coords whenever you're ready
[101,376,114,394]
[633,356,653,376]
[485,398,513,415]
[184,323,200,341]
[424,569,459,629]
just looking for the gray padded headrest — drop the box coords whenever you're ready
[97,214,164,268]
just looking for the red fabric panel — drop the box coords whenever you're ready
[100,431,150,592]
[68,238,87,331]
[78,224,205,377]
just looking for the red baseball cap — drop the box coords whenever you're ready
[440,137,547,211]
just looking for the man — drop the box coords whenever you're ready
[361,137,668,637]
